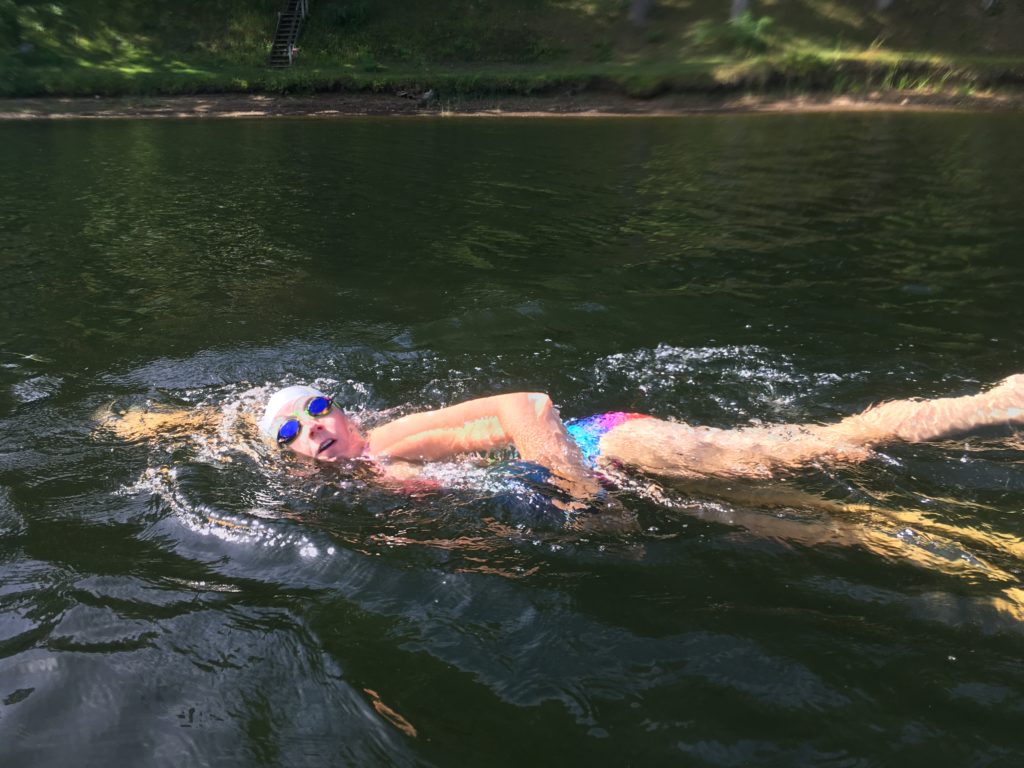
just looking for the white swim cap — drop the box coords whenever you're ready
[258,385,326,438]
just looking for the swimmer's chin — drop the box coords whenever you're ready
[312,446,344,463]
[315,437,338,457]
[295,449,346,464]
[310,438,366,462]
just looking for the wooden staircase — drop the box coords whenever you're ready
[269,0,309,68]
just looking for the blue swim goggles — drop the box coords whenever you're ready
[276,395,334,445]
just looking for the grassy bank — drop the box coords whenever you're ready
[1,0,1023,100]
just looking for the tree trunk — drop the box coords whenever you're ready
[629,0,654,26]
[730,0,749,21]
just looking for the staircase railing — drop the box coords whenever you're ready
[270,0,310,68]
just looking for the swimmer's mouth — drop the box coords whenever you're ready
[316,438,336,455]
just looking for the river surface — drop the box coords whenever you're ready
[2,113,1024,766]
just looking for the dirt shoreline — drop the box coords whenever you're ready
[1,89,1022,119]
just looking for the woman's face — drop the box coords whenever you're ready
[275,397,367,461]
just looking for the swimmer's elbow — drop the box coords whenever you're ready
[502,392,555,419]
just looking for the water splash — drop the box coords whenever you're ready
[583,343,848,423]
[118,466,335,559]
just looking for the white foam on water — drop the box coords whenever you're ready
[11,375,63,403]
[118,466,333,560]
[584,343,854,423]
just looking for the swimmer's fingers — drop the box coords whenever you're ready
[551,497,588,513]
[546,468,603,504]
[551,492,619,515]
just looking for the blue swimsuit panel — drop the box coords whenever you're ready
[565,412,650,468]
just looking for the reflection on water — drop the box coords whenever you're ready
[3,113,1024,764]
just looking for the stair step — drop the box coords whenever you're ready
[268,0,307,67]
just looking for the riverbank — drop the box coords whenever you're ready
[5,2,1023,108]
[2,87,1022,120]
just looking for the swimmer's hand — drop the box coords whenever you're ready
[545,468,605,511]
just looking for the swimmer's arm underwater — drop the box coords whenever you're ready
[96,405,224,442]
[367,392,602,499]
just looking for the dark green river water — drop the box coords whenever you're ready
[2,113,1024,766]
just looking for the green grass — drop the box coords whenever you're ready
[1,0,1022,98]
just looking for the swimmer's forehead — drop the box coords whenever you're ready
[259,385,327,437]
[280,393,313,413]
[265,394,330,440]
[273,393,329,421]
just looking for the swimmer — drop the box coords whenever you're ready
[258,386,603,501]
[104,374,1024,499]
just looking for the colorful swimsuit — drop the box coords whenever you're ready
[565,412,650,468]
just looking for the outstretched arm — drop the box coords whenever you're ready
[367,393,602,499]
[837,373,1024,444]
[599,374,1024,481]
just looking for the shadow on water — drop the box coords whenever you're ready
[3,113,1024,764]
